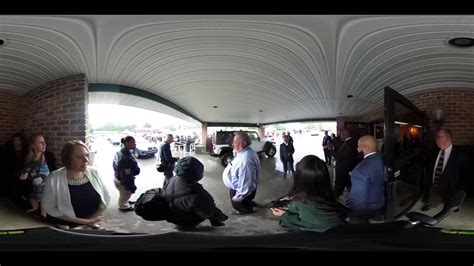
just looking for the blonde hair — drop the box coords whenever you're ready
[25,133,45,164]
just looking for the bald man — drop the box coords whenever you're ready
[347,135,385,223]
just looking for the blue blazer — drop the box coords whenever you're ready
[347,152,385,213]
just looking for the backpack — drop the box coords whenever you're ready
[134,185,192,221]
[134,188,173,221]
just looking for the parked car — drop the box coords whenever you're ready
[108,138,120,145]
[132,138,158,159]
[209,130,276,167]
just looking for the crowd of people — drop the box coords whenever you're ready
[0,127,468,232]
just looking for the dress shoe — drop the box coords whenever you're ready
[119,206,135,212]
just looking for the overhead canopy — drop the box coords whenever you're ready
[0,15,473,124]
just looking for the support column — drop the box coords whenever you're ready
[257,124,265,140]
[201,122,208,145]
[197,122,208,153]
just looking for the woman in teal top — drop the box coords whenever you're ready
[271,155,348,231]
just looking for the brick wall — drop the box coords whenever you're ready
[336,117,360,136]
[22,74,88,166]
[0,92,23,144]
[349,88,474,145]
[409,88,474,145]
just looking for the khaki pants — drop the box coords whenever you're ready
[114,179,132,209]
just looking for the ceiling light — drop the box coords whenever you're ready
[448,37,474,48]
[395,121,409,125]
[431,97,446,121]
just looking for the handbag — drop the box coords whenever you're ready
[156,162,171,172]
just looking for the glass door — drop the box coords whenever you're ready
[384,87,428,221]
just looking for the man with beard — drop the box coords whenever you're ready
[347,135,385,223]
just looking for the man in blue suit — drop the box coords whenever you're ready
[347,135,385,223]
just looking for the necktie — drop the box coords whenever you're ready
[433,149,445,187]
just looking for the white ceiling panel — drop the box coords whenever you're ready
[0,15,472,124]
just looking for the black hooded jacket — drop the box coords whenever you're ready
[164,156,226,225]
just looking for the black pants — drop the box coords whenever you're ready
[323,148,331,164]
[6,176,32,210]
[163,167,174,187]
[167,211,204,227]
[230,189,256,213]
[422,187,444,207]
[281,157,295,173]
[334,169,351,198]
[167,207,227,227]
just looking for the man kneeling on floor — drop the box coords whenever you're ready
[165,156,228,231]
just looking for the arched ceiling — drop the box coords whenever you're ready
[0,15,472,124]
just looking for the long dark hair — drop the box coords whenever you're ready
[287,155,336,205]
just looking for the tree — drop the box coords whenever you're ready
[95,123,136,132]
[274,124,287,131]
[303,123,316,130]
[100,122,122,131]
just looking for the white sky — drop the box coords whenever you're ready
[88,104,336,133]
[88,104,196,128]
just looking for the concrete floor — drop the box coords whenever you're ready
[1,134,473,235]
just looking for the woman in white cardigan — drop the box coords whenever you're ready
[42,140,110,229]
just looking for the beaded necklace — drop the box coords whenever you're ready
[67,175,90,186]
